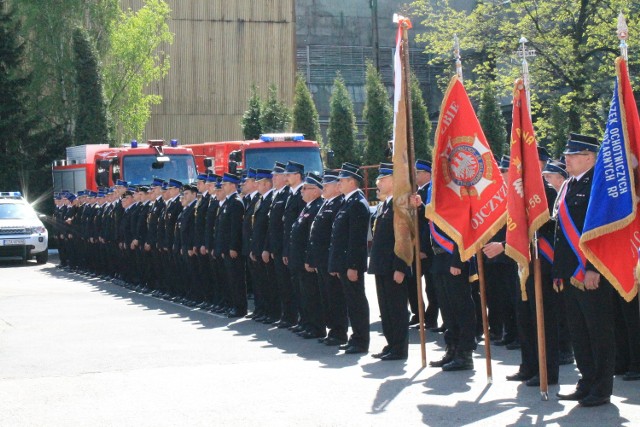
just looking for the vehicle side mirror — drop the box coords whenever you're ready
[96,160,111,187]
[228,161,238,175]
[204,158,214,170]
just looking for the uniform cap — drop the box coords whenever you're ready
[537,146,551,162]
[255,168,273,181]
[416,159,432,172]
[322,169,339,183]
[285,161,304,175]
[272,161,286,174]
[197,173,208,181]
[499,155,510,172]
[542,160,569,179]
[304,172,323,189]
[168,179,183,189]
[378,162,394,177]
[338,163,363,182]
[563,133,599,154]
[222,173,241,184]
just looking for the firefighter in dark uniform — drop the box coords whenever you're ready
[369,163,410,360]
[308,170,348,346]
[412,159,440,330]
[289,172,324,339]
[328,163,371,354]
[178,183,198,304]
[204,174,222,309]
[265,162,291,328]
[241,169,261,317]
[281,161,306,331]
[506,146,560,387]
[144,178,166,294]
[483,156,518,348]
[218,173,247,317]
[192,173,211,304]
[249,169,276,322]
[554,133,615,407]
[161,179,184,297]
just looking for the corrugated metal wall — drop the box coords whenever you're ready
[120,0,296,144]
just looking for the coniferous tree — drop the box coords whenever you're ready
[411,73,432,162]
[73,27,111,146]
[478,83,507,158]
[548,102,570,158]
[363,62,392,167]
[292,74,321,144]
[260,84,291,133]
[0,5,31,189]
[327,73,358,168]
[241,84,262,139]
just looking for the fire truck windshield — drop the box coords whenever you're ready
[245,147,323,175]
[122,154,197,185]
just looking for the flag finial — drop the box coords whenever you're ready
[618,11,628,60]
[453,34,463,82]
[516,35,536,113]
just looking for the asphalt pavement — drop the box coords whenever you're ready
[0,254,638,426]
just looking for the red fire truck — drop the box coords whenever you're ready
[51,140,198,193]
[184,133,325,176]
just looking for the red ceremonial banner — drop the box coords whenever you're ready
[426,75,507,261]
[504,79,550,298]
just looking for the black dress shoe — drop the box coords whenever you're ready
[277,321,293,329]
[227,309,246,318]
[301,331,325,339]
[338,343,351,351]
[506,371,533,382]
[372,351,389,359]
[380,353,407,361]
[343,345,367,355]
[506,341,521,350]
[430,326,446,333]
[409,314,420,326]
[290,324,305,333]
[262,317,277,324]
[623,371,640,381]
[324,337,348,346]
[526,375,558,386]
[556,389,589,401]
[442,351,473,371]
[579,395,611,407]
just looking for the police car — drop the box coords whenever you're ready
[0,192,48,264]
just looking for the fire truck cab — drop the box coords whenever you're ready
[52,140,198,193]
[185,133,324,176]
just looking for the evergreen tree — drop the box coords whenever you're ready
[73,27,111,146]
[363,61,392,167]
[292,74,321,144]
[327,73,358,168]
[548,102,570,158]
[411,73,432,162]
[241,84,262,139]
[0,5,31,189]
[478,83,507,157]
[260,84,291,133]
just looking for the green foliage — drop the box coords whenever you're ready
[260,84,291,133]
[292,74,321,144]
[411,0,640,142]
[0,5,31,189]
[73,27,111,146]
[363,61,393,167]
[327,73,358,168]
[411,73,432,162]
[241,84,263,140]
[104,0,173,146]
[547,102,571,158]
[478,83,507,157]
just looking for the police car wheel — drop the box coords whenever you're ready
[36,251,48,265]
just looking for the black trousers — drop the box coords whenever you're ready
[249,258,265,314]
[485,261,518,342]
[375,273,409,356]
[613,293,640,373]
[223,254,247,312]
[408,258,439,326]
[563,279,615,398]
[516,271,559,381]
[299,268,323,334]
[340,271,370,350]
[274,255,296,323]
[318,268,348,341]
[432,269,477,351]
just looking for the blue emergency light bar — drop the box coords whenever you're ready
[260,133,305,142]
[131,140,138,148]
[170,139,179,147]
[0,191,23,199]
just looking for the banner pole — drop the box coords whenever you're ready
[400,21,426,367]
[532,236,549,400]
[476,250,492,382]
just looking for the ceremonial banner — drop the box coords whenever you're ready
[504,78,550,299]
[580,57,640,302]
[426,76,507,261]
[392,17,415,266]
